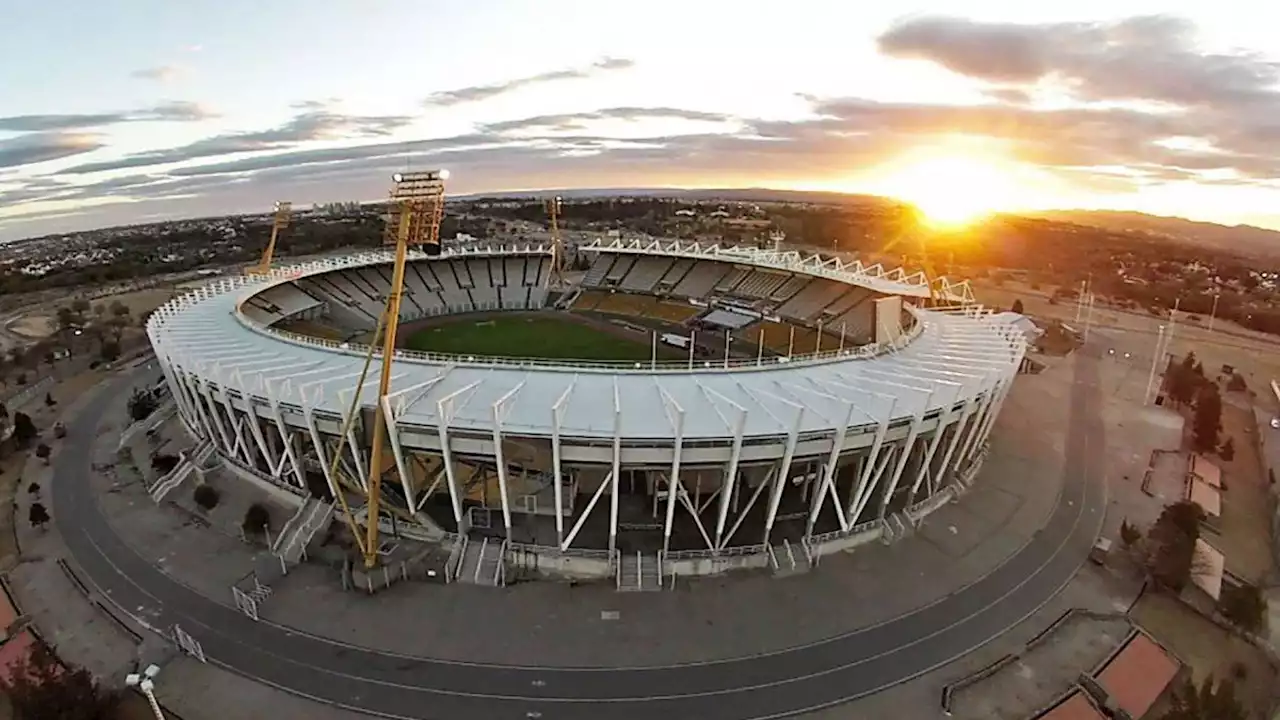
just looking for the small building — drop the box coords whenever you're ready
[1092,630,1183,720]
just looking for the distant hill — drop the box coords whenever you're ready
[1026,210,1280,258]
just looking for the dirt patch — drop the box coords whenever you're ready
[1213,402,1274,584]
[5,316,53,339]
[1132,591,1276,718]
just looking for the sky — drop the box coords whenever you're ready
[3,0,1280,241]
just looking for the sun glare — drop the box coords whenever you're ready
[872,152,1026,229]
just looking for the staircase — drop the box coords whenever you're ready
[456,536,506,587]
[768,539,812,577]
[273,497,334,565]
[616,551,663,592]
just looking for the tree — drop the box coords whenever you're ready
[1119,520,1142,547]
[193,484,220,510]
[1219,583,1267,634]
[1145,500,1204,591]
[12,411,37,447]
[0,400,7,420]
[29,502,50,529]
[1213,435,1233,461]
[243,503,271,535]
[1160,675,1246,720]
[126,388,158,422]
[0,643,119,720]
[1192,384,1223,454]
[35,443,51,465]
[99,340,120,362]
[1167,356,1197,407]
[1012,298,1025,314]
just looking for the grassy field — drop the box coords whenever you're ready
[404,314,664,362]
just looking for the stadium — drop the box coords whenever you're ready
[146,237,1027,588]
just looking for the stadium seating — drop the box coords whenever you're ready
[769,275,810,302]
[619,256,675,292]
[655,258,694,292]
[732,270,790,299]
[776,278,850,321]
[582,255,615,286]
[673,262,729,299]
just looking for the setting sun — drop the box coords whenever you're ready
[871,151,1030,229]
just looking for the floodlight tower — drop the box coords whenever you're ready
[547,195,566,287]
[246,201,292,275]
[359,169,447,568]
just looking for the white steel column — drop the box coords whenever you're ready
[969,368,1017,458]
[876,390,933,520]
[550,382,576,548]
[714,406,747,549]
[490,382,526,543]
[659,390,686,553]
[806,401,856,535]
[847,398,895,522]
[436,383,480,530]
[932,394,979,492]
[608,379,621,555]
[762,406,804,545]
[905,384,960,503]
[380,396,419,527]
[261,378,308,491]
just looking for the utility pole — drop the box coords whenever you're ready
[1207,292,1220,334]
[1144,324,1167,405]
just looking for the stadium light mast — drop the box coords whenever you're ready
[547,195,566,287]
[355,169,447,569]
[246,201,292,275]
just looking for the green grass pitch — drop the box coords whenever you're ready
[404,315,668,362]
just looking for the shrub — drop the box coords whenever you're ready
[0,643,119,719]
[1219,583,1267,634]
[193,484,220,510]
[243,503,271,534]
[27,482,39,495]
[1119,520,1142,547]
[12,412,37,447]
[150,453,179,474]
[126,388,159,423]
[28,502,49,529]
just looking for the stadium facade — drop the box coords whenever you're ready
[147,239,1026,584]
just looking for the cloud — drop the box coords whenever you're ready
[0,133,105,169]
[423,57,635,107]
[131,65,181,82]
[62,108,416,174]
[481,107,733,134]
[0,101,217,132]
[872,15,1280,178]
[876,15,1280,109]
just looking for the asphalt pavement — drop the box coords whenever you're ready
[50,349,1107,720]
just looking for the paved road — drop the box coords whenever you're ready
[51,350,1107,720]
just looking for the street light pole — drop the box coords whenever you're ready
[1144,324,1167,405]
[126,664,165,720]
